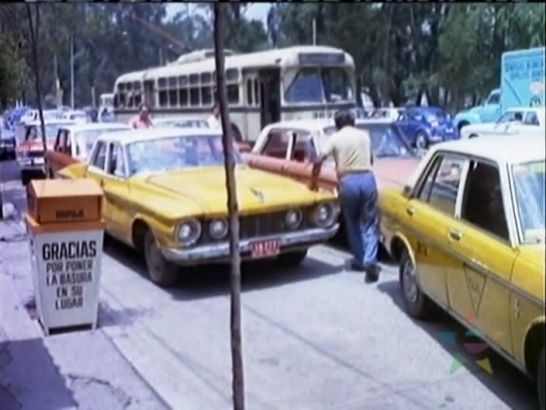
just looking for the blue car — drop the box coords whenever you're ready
[396,106,458,149]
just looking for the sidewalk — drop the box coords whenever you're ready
[0,216,168,410]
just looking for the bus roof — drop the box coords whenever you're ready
[115,45,354,85]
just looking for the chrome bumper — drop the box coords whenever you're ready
[161,225,339,264]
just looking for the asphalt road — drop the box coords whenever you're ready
[0,158,538,409]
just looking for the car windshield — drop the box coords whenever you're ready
[424,109,446,123]
[26,124,63,142]
[512,160,545,243]
[75,128,128,158]
[284,67,353,104]
[127,135,242,176]
[357,123,416,158]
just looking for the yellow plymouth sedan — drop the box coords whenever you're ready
[59,128,339,286]
[379,134,545,407]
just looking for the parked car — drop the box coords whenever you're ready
[379,134,545,408]
[0,118,16,160]
[461,107,545,139]
[396,106,458,149]
[246,118,420,193]
[60,110,89,124]
[44,122,131,177]
[371,107,404,122]
[58,128,340,286]
[17,119,76,185]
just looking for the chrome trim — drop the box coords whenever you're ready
[161,225,339,264]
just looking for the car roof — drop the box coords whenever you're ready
[153,117,208,123]
[504,107,545,114]
[265,119,335,131]
[430,134,545,164]
[98,127,222,145]
[27,119,77,126]
[61,122,131,133]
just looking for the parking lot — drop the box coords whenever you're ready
[0,158,537,409]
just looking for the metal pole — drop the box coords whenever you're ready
[214,4,245,409]
[312,19,317,45]
[70,35,75,109]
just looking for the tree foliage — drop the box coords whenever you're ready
[0,3,544,111]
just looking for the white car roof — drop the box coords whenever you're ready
[60,122,131,133]
[98,127,222,146]
[429,134,545,164]
[26,119,77,126]
[263,117,397,133]
[153,117,208,124]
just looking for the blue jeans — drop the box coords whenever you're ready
[339,172,379,268]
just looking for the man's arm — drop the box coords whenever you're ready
[310,140,334,190]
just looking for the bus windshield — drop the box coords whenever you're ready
[284,67,353,104]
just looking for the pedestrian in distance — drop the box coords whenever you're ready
[311,110,381,283]
[207,103,222,130]
[129,103,153,129]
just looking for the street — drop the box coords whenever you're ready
[0,158,538,409]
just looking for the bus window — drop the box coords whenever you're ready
[201,72,212,84]
[179,76,188,87]
[226,68,239,82]
[190,88,200,106]
[285,68,323,103]
[228,85,239,104]
[179,89,188,107]
[158,77,167,88]
[169,89,179,107]
[189,73,199,85]
[246,79,253,106]
[168,77,178,88]
[254,79,260,107]
[159,91,168,107]
[202,87,212,105]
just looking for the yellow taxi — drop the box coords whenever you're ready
[58,128,339,287]
[379,134,545,407]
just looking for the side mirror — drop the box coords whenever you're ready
[402,185,411,198]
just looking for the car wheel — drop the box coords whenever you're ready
[539,347,545,410]
[144,229,179,287]
[468,134,478,139]
[458,121,469,133]
[399,249,431,319]
[277,249,308,267]
[415,132,428,150]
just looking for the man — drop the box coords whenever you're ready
[207,103,222,130]
[312,110,381,283]
[129,103,153,129]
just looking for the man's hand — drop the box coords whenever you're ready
[310,155,326,191]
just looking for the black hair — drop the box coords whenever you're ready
[334,110,355,130]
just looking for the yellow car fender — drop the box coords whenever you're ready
[390,231,417,267]
[130,212,177,250]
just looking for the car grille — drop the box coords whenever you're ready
[201,209,312,243]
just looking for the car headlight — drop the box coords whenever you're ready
[285,209,303,230]
[209,218,228,239]
[176,218,201,246]
[312,202,337,228]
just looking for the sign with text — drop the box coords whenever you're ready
[28,227,104,333]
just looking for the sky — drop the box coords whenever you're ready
[165,3,271,26]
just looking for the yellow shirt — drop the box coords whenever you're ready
[321,126,373,176]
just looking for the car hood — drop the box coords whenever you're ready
[136,166,334,216]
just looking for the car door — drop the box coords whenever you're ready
[445,159,516,354]
[86,141,115,230]
[396,110,416,145]
[480,90,501,123]
[404,152,467,307]
[102,142,131,241]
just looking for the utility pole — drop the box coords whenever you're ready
[25,2,47,155]
[70,35,75,109]
[213,3,245,409]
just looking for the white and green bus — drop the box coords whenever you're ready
[112,45,356,142]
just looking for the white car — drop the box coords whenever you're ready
[61,110,89,124]
[461,107,545,139]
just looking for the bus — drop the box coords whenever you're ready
[112,45,356,141]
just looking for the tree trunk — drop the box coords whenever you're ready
[213,4,245,410]
[26,2,47,155]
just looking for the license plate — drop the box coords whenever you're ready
[251,239,280,258]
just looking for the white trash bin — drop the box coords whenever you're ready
[25,179,104,335]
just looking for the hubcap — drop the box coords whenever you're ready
[402,260,418,304]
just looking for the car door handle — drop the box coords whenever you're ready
[448,229,463,241]
[406,207,415,216]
